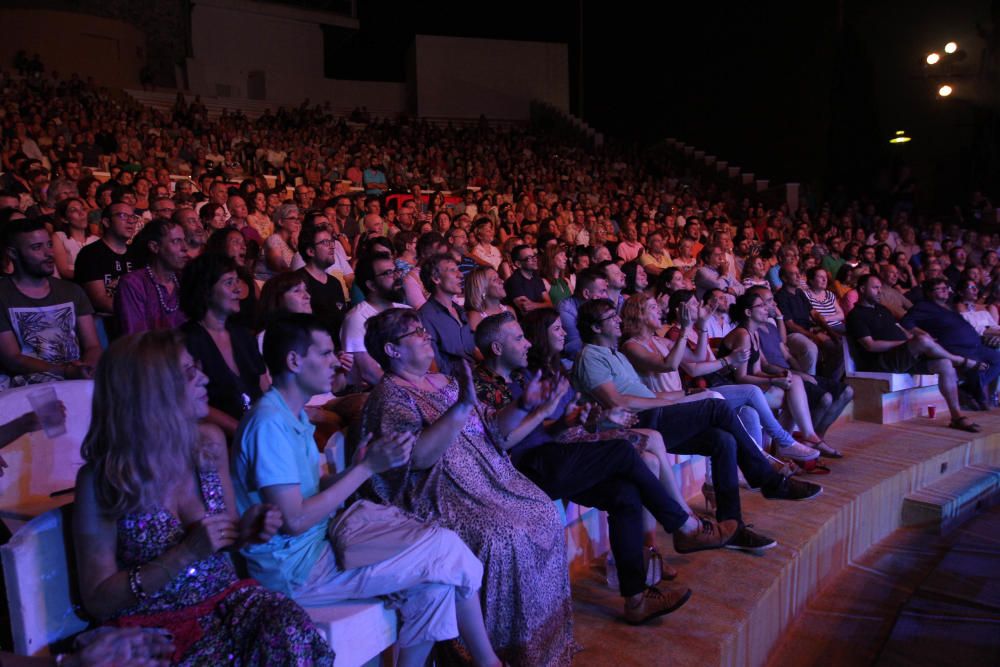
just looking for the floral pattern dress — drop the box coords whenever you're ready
[362,377,575,667]
[110,470,334,666]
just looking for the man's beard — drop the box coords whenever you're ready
[380,284,405,303]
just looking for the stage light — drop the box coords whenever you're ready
[926,52,940,65]
[890,130,912,144]
[938,84,953,97]
[944,41,958,54]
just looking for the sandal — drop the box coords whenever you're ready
[798,459,832,475]
[793,431,844,459]
[948,416,982,433]
[955,356,989,373]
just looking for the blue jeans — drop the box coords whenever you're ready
[713,384,796,448]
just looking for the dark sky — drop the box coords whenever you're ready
[335,0,997,207]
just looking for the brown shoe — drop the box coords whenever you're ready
[623,585,692,625]
[672,517,735,554]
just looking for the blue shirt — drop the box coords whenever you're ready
[900,300,982,354]
[558,296,583,359]
[572,343,657,400]
[419,297,476,375]
[231,388,329,595]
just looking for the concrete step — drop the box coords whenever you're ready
[902,464,1000,533]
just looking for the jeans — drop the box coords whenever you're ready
[638,398,783,524]
[516,438,689,598]
[713,384,796,448]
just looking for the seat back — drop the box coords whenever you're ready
[0,381,92,521]
[0,505,87,655]
[842,336,858,375]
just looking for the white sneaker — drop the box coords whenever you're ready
[775,440,821,461]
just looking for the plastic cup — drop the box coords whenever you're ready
[27,386,66,437]
[927,405,937,419]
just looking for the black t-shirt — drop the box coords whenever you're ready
[297,268,347,344]
[775,287,814,330]
[181,319,265,420]
[504,270,546,309]
[74,241,135,304]
[846,303,906,367]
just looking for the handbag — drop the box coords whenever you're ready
[329,499,431,571]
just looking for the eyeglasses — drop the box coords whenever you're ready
[599,311,620,322]
[393,326,428,342]
[314,239,335,247]
[112,213,140,222]
[375,267,403,278]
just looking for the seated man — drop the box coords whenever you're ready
[418,253,476,375]
[846,274,981,432]
[557,267,610,359]
[900,277,1000,411]
[75,201,138,336]
[572,299,822,547]
[340,252,408,387]
[113,218,189,335]
[231,314,501,667]
[503,245,551,314]
[472,313,727,624]
[0,219,101,388]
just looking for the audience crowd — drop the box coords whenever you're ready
[2,68,999,664]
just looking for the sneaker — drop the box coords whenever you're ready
[775,439,821,461]
[725,524,778,552]
[672,517,735,554]
[623,585,692,625]
[762,475,823,501]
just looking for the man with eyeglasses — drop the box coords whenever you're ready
[572,298,824,551]
[295,224,347,343]
[75,202,138,319]
[504,244,551,315]
[340,253,409,386]
[899,276,1000,412]
[418,254,477,375]
[148,196,176,222]
[847,274,982,430]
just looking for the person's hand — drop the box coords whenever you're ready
[238,503,283,544]
[518,370,550,412]
[70,627,174,667]
[770,375,792,390]
[336,351,354,373]
[604,406,639,428]
[726,347,750,367]
[360,431,415,474]
[678,302,694,328]
[695,305,711,330]
[562,396,593,428]
[182,513,239,559]
[541,376,571,418]
[13,410,43,436]
[65,362,94,380]
[455,360,479,408]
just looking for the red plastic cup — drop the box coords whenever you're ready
[927,405,937,419]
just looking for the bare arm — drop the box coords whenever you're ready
[622,334,689,374]
[353,351,385,386]
[590,380,673,412]
[856,335,908,353]
[81,280,114,314]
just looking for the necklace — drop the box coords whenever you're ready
[147,266,180,313]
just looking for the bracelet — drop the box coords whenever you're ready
[128,565,148,601]
[147,559,174,581]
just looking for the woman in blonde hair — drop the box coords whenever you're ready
[74,330,334,665]
[465,266,510,332]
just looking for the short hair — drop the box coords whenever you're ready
[272,203,299,225]
[475,312,517,357]
[577,298,616,343]
[363,307,422,370]
[856,273,879,291]
[779,262,800,284]
[420,253,455,292]
[574,267,607,298]
[472,217,493,233]
[1,217,47,252]
[922,276,950,299]
[262,313,330,377]
[297,221,329,258]
[355,251,393,297]
[416,231,445,259]
[392,230,419,256]
[179,253,238,321]
[199,202,225,224]
[511,244,531,263]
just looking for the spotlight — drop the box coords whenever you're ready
[890,130,912,144]
[944,41,958,54]
[938,84,953,97]
[926,52,940,65]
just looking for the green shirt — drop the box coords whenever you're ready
[572,343,657,400]
[232,388,329,595]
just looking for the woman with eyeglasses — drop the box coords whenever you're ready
[73,329,334,665]
[180,253,267,436]
[361,308,574,666]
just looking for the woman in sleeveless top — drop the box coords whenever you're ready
[465,267,511,332]
[803,267,846,334]
[74,330,333,665]
[721,293,843,459]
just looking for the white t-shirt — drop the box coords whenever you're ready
[340,300,410,353]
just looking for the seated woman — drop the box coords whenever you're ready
[803,267,846,335]
[465,267,511,332]
[518,308,692,581]
[73,330,334,664]
[624,292,819,467]
[361,309,574,666]
[955,277,1000,337]
[180,253,268,436]
[741,255,770,289]
[204,228,259,328]
[52,196,98,280]
[722,292,843,459]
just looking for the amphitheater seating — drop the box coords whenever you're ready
[842,336,944,424]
